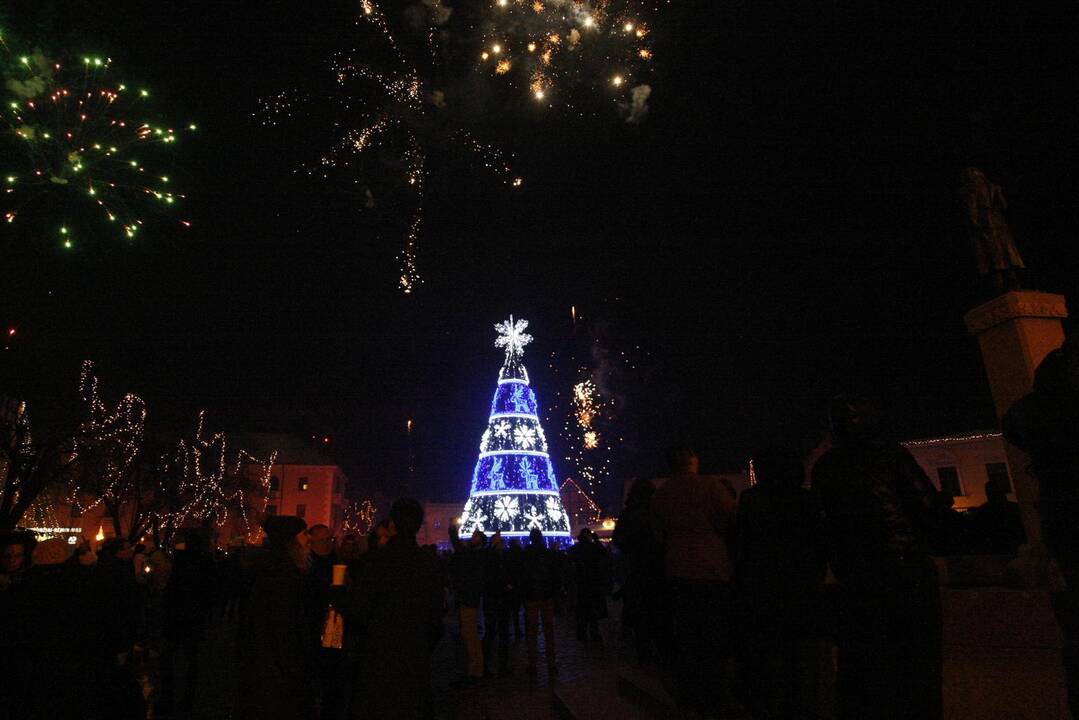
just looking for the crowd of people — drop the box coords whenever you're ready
[0,345,1075,720]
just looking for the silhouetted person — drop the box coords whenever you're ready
[235,515,317,720]
[506,538,526,638]
[812,395,944,720]
[737,446,828,720]
[481,532,512,677]
[450,528,486,685]
[931,489,972,556]
[3,538,142,719]
[522,528,560,676]
[613,478,664,665]
[161,532,217,715]
[0,531,33,591]
[651,446,740,716]
[349,498,445,720]
[568,528,610,641]
[1004,344,1079,715]
[969,479,1026,555]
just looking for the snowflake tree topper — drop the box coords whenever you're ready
[494,315,533,360]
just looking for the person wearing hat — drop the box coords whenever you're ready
[235,515,318,720]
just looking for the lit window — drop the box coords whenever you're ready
[937,466,964,496]
[298,477,309,492]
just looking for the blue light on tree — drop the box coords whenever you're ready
[458,316,571,541]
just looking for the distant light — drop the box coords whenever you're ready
[583,17,594,28]
[492,44,502,54]
[323,436,331,444]
[624,22,634,32]
[6,328,14,337]
[612,75,624,86]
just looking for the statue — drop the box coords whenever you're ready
[960,167,1025,292]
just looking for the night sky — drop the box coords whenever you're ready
[2,1,1076,507]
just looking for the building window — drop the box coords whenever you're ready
[937,466,964,496]
[985,462,1012,493]
[266,504,277,516]
[298,477,309,492]
[269,475,280,492]
[296,504,306,519]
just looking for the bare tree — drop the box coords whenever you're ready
[0,397,77,533]
[66,361,151,541]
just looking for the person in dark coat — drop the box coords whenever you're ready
[521,528,560,675]
[160,532,217,715]
[737,446,828,720]
[235,515,318,720]
[482,532,513,676]
[505,538,526,638]
[613,478,665,665]
[812,395,945,720]
[967,478,1026,555]
[450,528,487,684]
[2,538,143,719]
[1004,344,1079,715]
[349,498,446,720]
[568,528,610,641]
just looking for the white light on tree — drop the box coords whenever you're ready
[458,316,571,542]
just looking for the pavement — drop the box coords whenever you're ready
[168,598,642,720]
[434,600,640,720]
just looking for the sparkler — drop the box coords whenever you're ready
[1,52,194,247]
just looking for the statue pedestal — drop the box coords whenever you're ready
[964,290,1068,556]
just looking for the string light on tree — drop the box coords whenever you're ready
[458,316,571,543]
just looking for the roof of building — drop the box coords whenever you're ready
[902,431,1002,448]
[232,433,339,466]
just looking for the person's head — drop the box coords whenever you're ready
[1034,348,1070,397]
[307,524,334,558]
[490,531,504,550]
[375,519,393,548]
[389,498,424,540]
[626,478,656,509]
[262,515,309,569]
[577,528,594,545]
[985,479,1008,505]
[33,538,72,567]
[829,394,883,444]
[338,534,362,560]
[102,538,134,560]
[665,446,699,475]
[74,539,97,566]
[1,534,32,575]
[752,446,805,491]
[469,529,487,549]
[529,528,544,547]
[509,538,521,550]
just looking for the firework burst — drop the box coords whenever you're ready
[259,1,520,294]
[477,0,656,118]
[1,52,194,248]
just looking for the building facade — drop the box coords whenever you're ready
[902,431,1013,510]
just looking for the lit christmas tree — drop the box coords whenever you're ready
[458,316,571,543]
